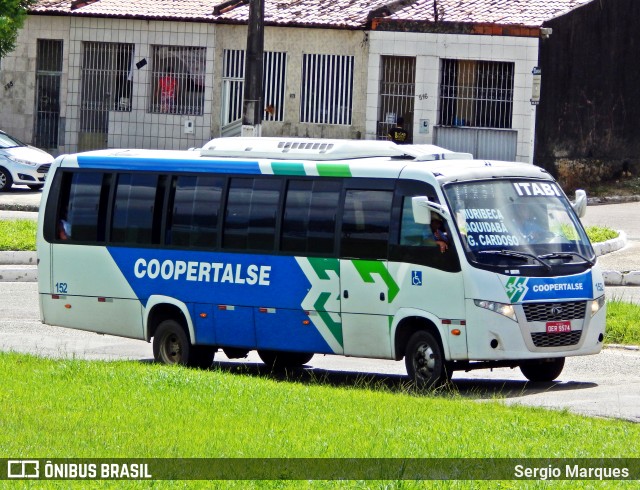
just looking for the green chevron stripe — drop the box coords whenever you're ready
[352,260,400,303]
[308,257,340,281]
[271,162,306,175]
[317,163,351,177]
[314,291,343,346]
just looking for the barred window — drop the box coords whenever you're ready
[301,54,353,125]
[377,55,415,141]
[439,59,514,129]
[221,49,287,126]
[150,45,206,115]
[34,39,63,149]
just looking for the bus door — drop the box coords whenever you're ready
[339,186,395,359]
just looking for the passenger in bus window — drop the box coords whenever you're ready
[58,207,71,240]
[430,217,449,253]
[519,205,547,243]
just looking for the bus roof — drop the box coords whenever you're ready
[63,138,553,183]
[200,137,474,161]
[200,137,405,160]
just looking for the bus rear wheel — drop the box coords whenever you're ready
[520,357,565,382]
[153,319,215,368]
[405,330,449,389]
[258,350,314,369]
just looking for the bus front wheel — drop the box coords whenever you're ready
[405,331,449,389]
[258,350,313,369]
[153,319,215,368]
[520,357,565,382]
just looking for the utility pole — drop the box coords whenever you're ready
[241,0,264,137]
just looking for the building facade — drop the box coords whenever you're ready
[0,0,589,163]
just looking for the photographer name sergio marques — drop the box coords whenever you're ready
[515,464,630,480]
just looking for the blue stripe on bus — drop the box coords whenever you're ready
[107,247,335,354]
[76,155,262,174]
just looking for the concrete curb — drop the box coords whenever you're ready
[0,251,37,265]
[606,343,640,351]
[587,195,640,205]
[0,265,38,282]
[592,230,626,256]
[601,270,640,287]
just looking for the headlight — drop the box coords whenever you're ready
[8,156,37,166]
[590,295,605,317]
[474,299,517,322]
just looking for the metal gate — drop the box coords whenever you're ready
[377,56,415,141]
[221,49,287,136]
[34,40,63,150]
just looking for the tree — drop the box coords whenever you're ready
[0,1,37,59]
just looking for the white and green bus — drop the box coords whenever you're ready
[37,137,606,387]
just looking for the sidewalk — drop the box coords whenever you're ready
[1,190,639,285]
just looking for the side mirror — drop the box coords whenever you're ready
[411,197,431,224]
[572,189,587,218]
[411,196,450,224]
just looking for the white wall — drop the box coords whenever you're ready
[66,17,216,152]
[0,16,70,147]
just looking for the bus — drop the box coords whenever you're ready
[36,137,605,387]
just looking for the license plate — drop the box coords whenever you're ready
[546,321,571,334]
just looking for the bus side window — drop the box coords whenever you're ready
[223,177,282,252]
[167,175,224,248]
[56,171,106,243]
[399,196,427,246]
[391,195,461,272]
[111,173,159,245]
[340,189,393,259]
[281,179,341,255]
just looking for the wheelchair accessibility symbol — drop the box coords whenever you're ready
[411,270,422,286]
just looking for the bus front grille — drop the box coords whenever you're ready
[531,331,583,348]
[523,301,587,323]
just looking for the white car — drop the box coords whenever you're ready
[0,130,54,192]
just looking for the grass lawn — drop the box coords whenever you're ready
[0,219,37,251]
[1,222,638,487]
[0,351,638,488]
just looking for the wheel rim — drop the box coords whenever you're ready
[160,332,182,364]
[0,173,6,189]
[413,342,436,381]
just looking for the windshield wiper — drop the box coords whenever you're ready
[538,252,596,266]
[478,250,552,270]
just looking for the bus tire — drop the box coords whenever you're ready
[520,357,565,382]
[153,319,213,368]
[405,330,449,389]
[257,350,314,369]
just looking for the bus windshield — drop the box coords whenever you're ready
[443,179,595,272]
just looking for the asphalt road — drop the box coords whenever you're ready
[1,189,639,421]
[2,282,639,422]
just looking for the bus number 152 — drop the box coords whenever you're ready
[55,283,68,294]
